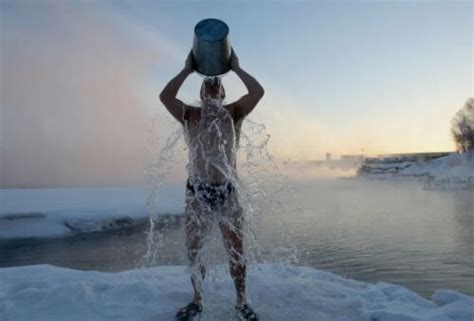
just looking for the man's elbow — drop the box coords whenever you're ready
[159,91,168,104]
[256,85,265,100]
[160,92,176,109]
[250,83,264,98]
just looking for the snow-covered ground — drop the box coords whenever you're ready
[358,152,474,188]
[0,264,472,321]
[0,184,185,239]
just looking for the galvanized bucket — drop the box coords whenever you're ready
[192,18,231,77]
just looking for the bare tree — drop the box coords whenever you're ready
[451,98,474,152]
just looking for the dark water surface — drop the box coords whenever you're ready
[1,179,473,298]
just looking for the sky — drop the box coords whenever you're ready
[0,0,472,187]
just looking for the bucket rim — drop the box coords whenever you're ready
[194,18,229,42]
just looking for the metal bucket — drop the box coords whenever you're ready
[192,18,231,77]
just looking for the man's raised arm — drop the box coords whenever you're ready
[159,52,194,123]
[226,50,265,119]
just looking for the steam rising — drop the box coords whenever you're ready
[0,3,174,187]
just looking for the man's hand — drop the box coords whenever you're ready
[184,51,194,73]
[230,49,240,70]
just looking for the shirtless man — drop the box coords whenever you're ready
[159,50,264,321]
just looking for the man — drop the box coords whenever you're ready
[159,50,264,321]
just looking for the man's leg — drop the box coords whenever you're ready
[220,201,260,321]
[185,198,209,305]
[219,211,246,306]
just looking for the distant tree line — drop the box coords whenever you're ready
[451,98,474,152]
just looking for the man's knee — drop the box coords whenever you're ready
[187,248,200,263]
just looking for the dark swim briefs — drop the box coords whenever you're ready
[186,178,234,208]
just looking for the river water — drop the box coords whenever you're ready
[1,178,472,298]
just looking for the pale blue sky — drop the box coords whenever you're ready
[1,1,472,186]
[112,0,473,156]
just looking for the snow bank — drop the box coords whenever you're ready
[399,152,473,179]
[358,152,474,188]
[0,264,472,321]
[0,185,185,239]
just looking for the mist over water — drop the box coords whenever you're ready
[0,2,178,188]
[1,175,472,298]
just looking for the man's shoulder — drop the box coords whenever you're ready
[183,105,201,122]
[223,102,245,123]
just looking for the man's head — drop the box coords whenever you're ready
[200,77,225,103]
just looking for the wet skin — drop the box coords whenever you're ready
[159,50,264,311]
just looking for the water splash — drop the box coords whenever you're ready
[142,123,185,266]
[143,99,299,311]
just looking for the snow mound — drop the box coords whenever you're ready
[358,152,474,189]
[399,152,474,180]
[0,264,472,321]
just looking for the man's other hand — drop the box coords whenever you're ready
[230,49,240,70]
[185,51,194,73]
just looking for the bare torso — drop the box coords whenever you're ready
[183,102,243,184]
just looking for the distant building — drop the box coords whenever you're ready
[340,154,365,162]
[326,153,332,161]
[363,152,454,165]
[373,152,453,163]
